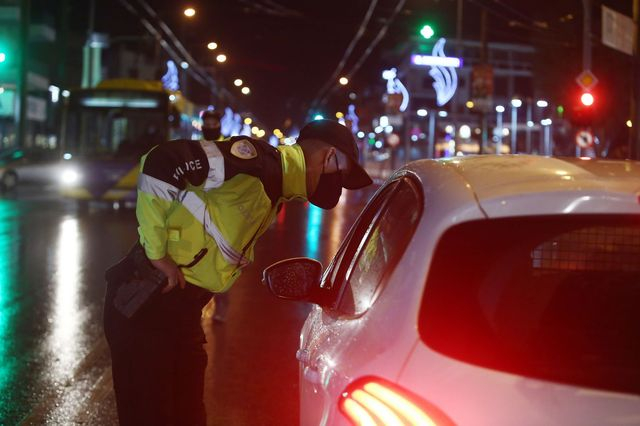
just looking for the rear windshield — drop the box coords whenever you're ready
[419,215,640,395]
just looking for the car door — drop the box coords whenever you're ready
[298,175,422,425]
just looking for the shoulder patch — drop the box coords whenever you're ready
[230,139,257,160]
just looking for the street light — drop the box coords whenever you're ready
[241,87,250,95]
[183,7,196,18]
[536,100,548,108]
[234,79,243,87]
[207,42,218,50]
[339,77,349,86]
[216,54,227,63]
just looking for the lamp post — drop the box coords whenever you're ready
[510,98,522,154]
[495,105,505,154]
[536,100,548,154]
[541,118,553,155]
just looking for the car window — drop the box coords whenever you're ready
[420,215,640,395]
[323,181,399,292]
[336,178,421,316]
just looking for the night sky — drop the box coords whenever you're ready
[58,0,634,129]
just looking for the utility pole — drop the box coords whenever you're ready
[582,0,592,71]
[16,0,30,148]
[479,8,488,154]
[632,0,640,159]
[579,0,591,158]
[454,0,463,154]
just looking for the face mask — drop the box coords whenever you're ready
[202,127,221,141]
[309,153,343,210]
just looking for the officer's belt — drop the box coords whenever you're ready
[138,173,250,268]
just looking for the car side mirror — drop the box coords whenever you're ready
[262,257,323,302]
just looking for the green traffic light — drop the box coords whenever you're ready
[0,52,5,63]
[420,24,435,39]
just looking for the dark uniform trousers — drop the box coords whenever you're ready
[104,273,212,426]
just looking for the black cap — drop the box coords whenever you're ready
[298,119,373,189]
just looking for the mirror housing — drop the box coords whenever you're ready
[262,257,323,302]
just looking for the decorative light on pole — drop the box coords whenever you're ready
[207,42,218,50]
[234,79,243,87]
[216,54,227,63]
[510,98,522,154]
[495,105,505,154]
[241,87,250,95]
[183,7,196,18]
[339,77,349,86]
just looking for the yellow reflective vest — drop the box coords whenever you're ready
[136,137,307,292]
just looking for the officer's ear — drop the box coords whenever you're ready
[321,147,336,172]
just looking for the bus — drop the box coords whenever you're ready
[59,79,201,205]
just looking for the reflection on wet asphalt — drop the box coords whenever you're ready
[0,185,376,425]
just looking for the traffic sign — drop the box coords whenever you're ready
[602,5,634,56]
[575,129,594,148]
[575,70,598,91]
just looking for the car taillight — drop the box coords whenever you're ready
[338,377,455,426]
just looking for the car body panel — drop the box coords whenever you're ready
[296,156,640,425]
[299,163,488,425]
[398,343,640,426]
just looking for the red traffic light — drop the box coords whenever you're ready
[580,92,594,106]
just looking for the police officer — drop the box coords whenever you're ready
[103,119,372,425]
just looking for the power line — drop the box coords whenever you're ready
[310,0,380,111]
[134,0,224,97]
[314,0,408,111]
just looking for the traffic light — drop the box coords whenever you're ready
[419,24,435,40]
[568,90,598,127]
[580,92,594,106]
[0,52,5,63]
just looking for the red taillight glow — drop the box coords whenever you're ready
[339,377,454,426]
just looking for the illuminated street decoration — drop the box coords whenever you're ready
[221,107,235,136]
[382,68,409,112]
[411,54,462,68]
[161,60,179,91]
[231,112,243,136]
[411,38,460,106]
[346,104,359,133]
[429,39,458,106]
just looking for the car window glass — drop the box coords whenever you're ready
[324,181,399,291]
[420,215,640,395]
[338,179,421,316]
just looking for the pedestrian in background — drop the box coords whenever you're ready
[103,119,373,425]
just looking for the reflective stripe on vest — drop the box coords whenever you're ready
[138,173,249,267]
[178,191,250,267]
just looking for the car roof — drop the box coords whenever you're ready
[403,155,640,218]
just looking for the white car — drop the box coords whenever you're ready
[263,155,640,426]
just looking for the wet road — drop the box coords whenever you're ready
[0,184,377,425]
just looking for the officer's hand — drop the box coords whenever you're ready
[150,256,186,293]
